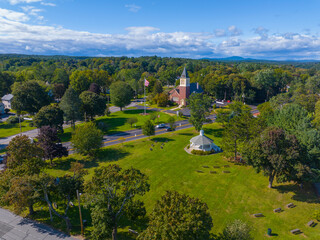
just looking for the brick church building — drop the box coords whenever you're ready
[169,67,203,106]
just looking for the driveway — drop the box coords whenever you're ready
[0,208,76,240]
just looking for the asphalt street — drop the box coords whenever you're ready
[0,208,76,240]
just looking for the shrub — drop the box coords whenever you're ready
[29,122,34,127]
[222,219,253,240]
[6,116,24,124]
[191,149,215,155]
[4,108,10,114]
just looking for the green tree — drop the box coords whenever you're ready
[71,122,103,156]
[152,80,163,95]
[59,87,82,129]
[3,175,39,216]
[79,91,106,121]
[138,191,213,240]
[69,70,92,93]
[53,83,66,99]
[33,104,64,132]
[142,120,155,138]
[1,135,46,215]
[11,81,50,114]
[110,81,133,111]
[126,117,138,127]
[32,169,85,231]
[153,93,169,107]
[270,104,320,170]
[52,68,69,86]
[221,219,253,240]
[85,165,150,240]
[167,116,175,129]
[222,112,259,162]
[0,71,15,96]
[188,93,211,131]
[243,127,306,188]
[6,135,45,175]
[313,99,320,128]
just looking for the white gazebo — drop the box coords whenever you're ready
[189,130,221,152]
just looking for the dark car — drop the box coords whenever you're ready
[166,127,175,132]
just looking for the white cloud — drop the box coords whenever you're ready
[0,15,320,60]
[214,29,226,37]
[214,26,242,37]
[228,25,242,36]
[0,8,29,22]
[21,5,44,21]
[7,0,42,5]
[125,4,141,13]
[125,26,160,35]
[253,26,269,40]
[40,2,55,7]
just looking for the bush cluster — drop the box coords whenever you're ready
[191,149,215,155]
[6,116,24,124]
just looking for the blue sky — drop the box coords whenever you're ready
[0,0,320,60]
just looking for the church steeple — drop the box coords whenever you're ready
[180,67,190,87]
[181,67,189,78]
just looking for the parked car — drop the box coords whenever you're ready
[156,123,167,129]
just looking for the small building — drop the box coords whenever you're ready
[169,68,203,106]
[1,94,13,109]
[190,130,221,152]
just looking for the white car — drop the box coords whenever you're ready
[156,123,167,129]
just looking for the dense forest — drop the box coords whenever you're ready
[1,54,320,106]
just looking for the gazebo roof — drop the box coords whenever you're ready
[190,130,213,145]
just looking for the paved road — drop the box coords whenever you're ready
[0,100,143,149]
[1,103,258,151]
[0,208,76,240]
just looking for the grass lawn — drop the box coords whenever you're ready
[137,103,177,110]
[0,121,35,138]
[60,109,181,142]
[42,123,320,239]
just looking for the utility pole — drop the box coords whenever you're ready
[76,190,84,236]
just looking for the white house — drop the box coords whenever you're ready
[1,94,13,109]
[190,130,221,152]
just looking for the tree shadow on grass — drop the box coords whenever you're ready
[96,148,130,163]
[97,117,127,133]
[203,127,224,138]
[274,183,320,204]
[178,133,193,136]
[122,109,154,115]
[54,148,130,171]
[54,157,99,171]
[151,137,174,143]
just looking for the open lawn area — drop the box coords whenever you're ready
[60,109,182,142]
[0,121,35,138]
[40,123,320,239]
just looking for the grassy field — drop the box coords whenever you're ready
[60,109,181,142]
[42,123,320,239]
[0,120,35,138]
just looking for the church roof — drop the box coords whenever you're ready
[181,67,189,78]
[190,83,203,94]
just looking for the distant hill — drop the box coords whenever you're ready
[201,56,320,63]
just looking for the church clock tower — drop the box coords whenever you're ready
[179,67,190,106]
